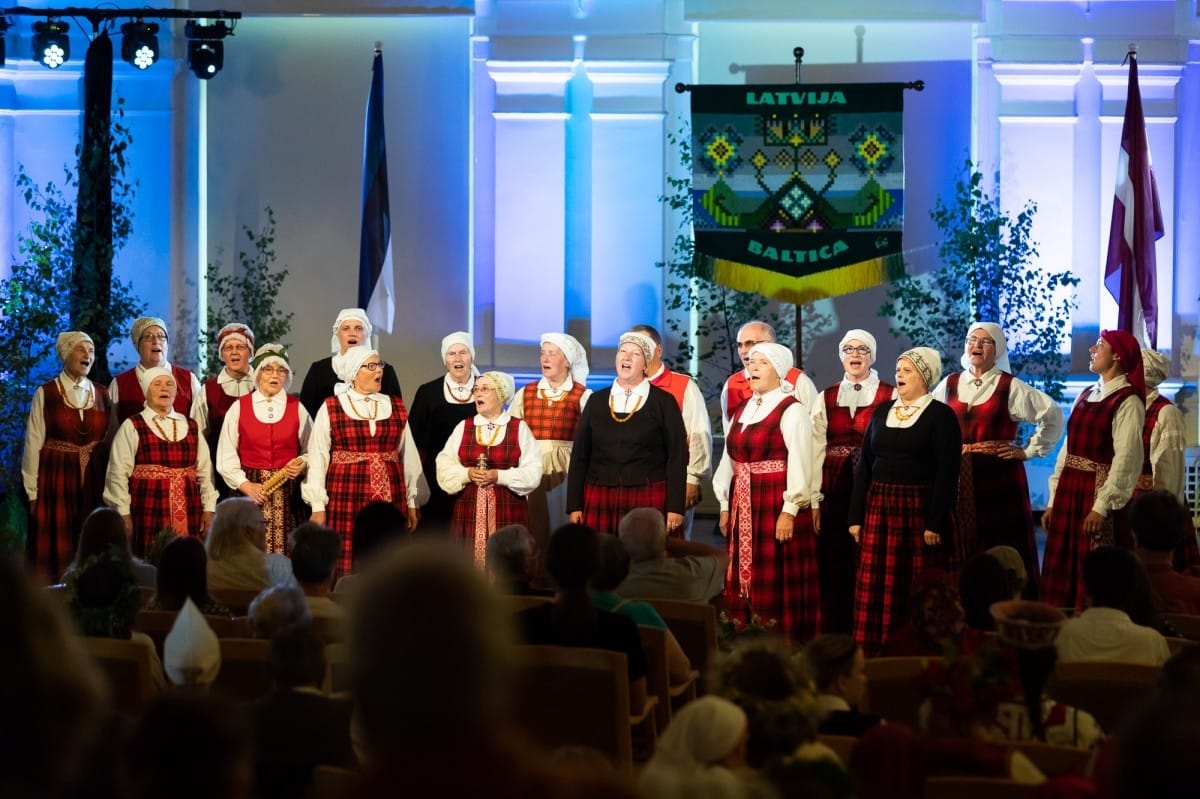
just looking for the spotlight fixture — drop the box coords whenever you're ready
[120,20,160,70]
[185,19,231,80]
[32,19,70,69]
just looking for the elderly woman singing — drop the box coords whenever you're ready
[104,367,219,557]
[714,342,819,642]
[22,331,111,577]
[303,345,427,578]
[436,371,542,566]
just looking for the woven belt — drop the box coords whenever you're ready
[1063,454,1113,548]
[730,459,787,597]
[131,464,197,538]
[473,485,497,568]
[331,449,398,504]
[826,445,857,457]
[43,439,101,480]
[962,439,1012,455]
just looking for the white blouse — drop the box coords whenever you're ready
[712,387,815,515]
[103,407,220,515]
[434,412,544,497]
[215,392,314,492]
[932,367,1064,459]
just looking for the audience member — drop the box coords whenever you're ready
[163,598,222,689]
[987,544,1030,599]
[517,522,649,713]
[0,556,108,799]
[63,506,156,588]
[204,497,292,592]
[803,633,881,736]
[1132,489,1200,614]
[959,551,1014,631]
[332,499,408,597]
[289,522,345,620]
[615,507,727,602]
[1157,643,1200,696]
[637,696,757,799]
[248,583,312,640]
[486,523,552,596]
[1055,547,1170,665]
[249,625,354,799]
[883,570,983,656]
[1114,690,1200,799]
[146,536,232,616]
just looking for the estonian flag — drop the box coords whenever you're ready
[358,46,395,335]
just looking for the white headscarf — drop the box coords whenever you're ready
[1142,349,1170,390]
[164,598,221,686]
[961,322,1011,373]
[838,328,878,366]
[618,331,656,366]
[540,332,590,385]
[746,342,795,393]
[56,331,94,361]
[441,331,480,376]
[137,366,175,398]
[652,695,748,768]
[330,308,372,354]
[332,345,379,394]
[479,371,516,406]
[900,347,943,392]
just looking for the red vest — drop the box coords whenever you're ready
[650,366,689,411]
[236,394,302,470]
[945,372,1018,444]
[115,364,195,422]
[725,366,804,420]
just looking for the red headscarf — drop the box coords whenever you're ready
[1099,329,1146,400]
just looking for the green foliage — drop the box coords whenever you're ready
[659,120,830,407]
[203,207,294,376]
[880,161,1079,401]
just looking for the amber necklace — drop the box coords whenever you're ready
[346,393,379,421]
[538,381,569,406]
[56,376,94,411]
[150,414,179,442]
[447,377,474,404]
[475,420,503,447]
[609,389,644,423]
[892,397,927,422]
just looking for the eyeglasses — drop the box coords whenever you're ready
[221,343,250,353]
[257,365,288,375]
[140,334,168,343]
[842,346,871,356]
[966,336,996,348]
[737,339,764,350]
[472,386,495,395]
[359,361,387,372]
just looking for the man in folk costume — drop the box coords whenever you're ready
[508,333,592,561]
[932,322,1064,596]
[721,320,827,538]
[216,344,312,554]
[1137,349,1200,571]
[628,324,711,539]
[1041,331,1146,612]
[193,323,256,501]
[109,316,202,427]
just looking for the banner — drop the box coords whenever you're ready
[689,83,906,303]
[358,49,395,336]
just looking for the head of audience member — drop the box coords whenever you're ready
[351,500,407,573]
[247,583,311,639]
[0,556,108,799]
[268,624,327,691]
[154,536,218,612]
[637,696,750,798]
[591,533,633,593]
[289,522,340,595]
[1115,690,1200,799]
[618,507,668,564]
[205,498,268,561]
[164,599,222,688]
[67,548,142,639]
[985,545,1028,598]
[803,634,867,709]
[735,320,777,368]
[545,522,600,593]
[485,523,538,592]
[1132,489,1189,562]
[122,695,253,799]
[69,507,136,575]
[992,600,1069,744]
[917,639,1021,740]
[1083,546,1147,614]
[958,552,1014,631]
[894,570,967,653]
[712,638,821,769]
[1158,645,1200,697]
[348,539,516,751]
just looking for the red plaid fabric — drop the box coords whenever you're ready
[1135,396,1200,571]
[818,381,892,634]
[114,365,195,423]
[719,396,820,643]
[581,481,667,536]
[128,415,202,558]
[518,382,586,442]
[449,418,530,566]
[724,367,805,421]
[945,373,1040,593]
[1041,386,1136,611]
[30,380,111,577]
[323,397,410,579]
[852,480,950,656]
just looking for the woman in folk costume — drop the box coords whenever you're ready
[104,367,219,557]
[304,346,427,578]
[1136,349,1200,570]
[407,331,480,532]
[1040,330,1146,612]
[436,371,542,567]
[818,329,894,634]
[714,342,820,642]
[193,323,256,501]
[932,322,1064,596]
[507,333,592,560]
[848,347,962,656]
[216,344,312,554]
[567,331,688,536]
[22,331,111,578]
[298,307,403,417]
[109,316,201,426]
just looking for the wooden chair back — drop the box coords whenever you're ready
[1047,660,1160,733]
[209,588,262,616]
[1163,613,1200,642]
[134,610,247,659]
[79,636,161,714]
[638,625,675,732]
[1166,636,1195,655]
[1006,740,1091,777]
[506,594,553,613]
[924,776,1036,799]
[512,645,636,776]
[640,598,718,687]
[861,656,941,728]
[211,638,273,701]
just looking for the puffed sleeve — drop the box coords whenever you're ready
[435,420,471,495]
[194,428,219,512]
[780,402,814,515]
[215,400,246,491]
[301,403,332,512]
[681,378,713,485]
[103,419,139,515]
[495,419,544,496]
[400,423,429,506]
[21,386,47,500]
[1009,377,1064,460]
[1094,393,1145,516]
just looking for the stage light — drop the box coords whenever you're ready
[185,20,230,80]
[121,20,159,70]
[32,19,70,69]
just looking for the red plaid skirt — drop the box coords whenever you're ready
[581,481,666,536]
[852,481,951,656]
[959,452,1040,593]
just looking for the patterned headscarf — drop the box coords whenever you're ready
[479,371,516,406]
[618,331,655,365]
[56,331,94,361]
[217,323,255,355]
[899,347,942,392]
[251,343,293,392]
[1141,348,1170,390]
[130,316,168,347]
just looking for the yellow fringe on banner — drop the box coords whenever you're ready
[707,255,893,305]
